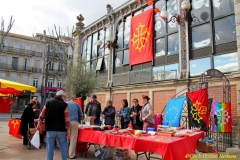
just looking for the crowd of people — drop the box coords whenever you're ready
[18,90,155,160]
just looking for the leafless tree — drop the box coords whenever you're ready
[0,16,14,54]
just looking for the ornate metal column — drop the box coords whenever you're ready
[106,4,115,87]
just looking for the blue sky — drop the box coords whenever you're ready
[1,0,129,36]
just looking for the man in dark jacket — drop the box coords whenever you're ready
[130,98,143,130]
[85,94,101,125]
[102,100,115,126]
[37,90,70,160]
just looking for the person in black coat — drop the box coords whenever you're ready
[102,100,115,126]
[130,98,143,130]
[18,100,37,145]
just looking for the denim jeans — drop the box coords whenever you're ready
[46,131,67,160]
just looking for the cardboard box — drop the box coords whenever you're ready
[197,141,214,153]
[114,148,130,160]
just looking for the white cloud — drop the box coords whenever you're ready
[215,62,238,73]
[215,60,222,63]
[0,0,129,36]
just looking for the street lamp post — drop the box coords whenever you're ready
[43,44,50,105]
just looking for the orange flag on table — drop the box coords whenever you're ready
[129,9,153,66]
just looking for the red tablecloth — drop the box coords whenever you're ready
[77,129,204,160]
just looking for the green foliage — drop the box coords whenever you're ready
[63,59,97,100]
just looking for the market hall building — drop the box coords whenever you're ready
[72,0,240,136]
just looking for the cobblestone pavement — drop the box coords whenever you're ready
[0,121,239,160]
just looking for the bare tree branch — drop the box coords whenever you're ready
[0,16,15,54]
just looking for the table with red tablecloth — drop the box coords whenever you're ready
[77,129,204,160]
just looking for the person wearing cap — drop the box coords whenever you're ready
[85,94,101,125]
[140,95,155,131]
[37,90,70,160]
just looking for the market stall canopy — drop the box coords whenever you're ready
[0,88,21,96]
[0,79,36,95]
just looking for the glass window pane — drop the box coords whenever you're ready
[214,52,238,73]
[134,10,142,16]
[215,16,236,44]
[92,32,98,58]
[167,0,178,32]
[4,39,8,46]
[130,68,151,84]
[36,45,41,52]
[0,55,6,63]
[155,13,166,37]
[105,28,110,55]
[22,75,28,84]
[155,0,166,37]
[191,0,210,25]
[153,66,165,81]
[14,42,20,48]
[165,63,178,79]
[25,44,31,50]
[0,72,6,79]
[190,57,211,77]
[213,0,234,18]
[115,51,122,67]
[104,55,108,69]
[155,38,165,57]
[92,59,97,69]
[98,29,104,56]
[10,74,17,82]
[144,5,153,11]
[86,36,92,61]
[168,33,179,55]
[82,39,87,60]
[192,24,211,49]
[116,22,124,50]
[123,50,129,64]
[124,16,131,48]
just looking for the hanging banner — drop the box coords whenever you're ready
[212,101,232,132]
[129,9,153,65]
[187,88,209,130]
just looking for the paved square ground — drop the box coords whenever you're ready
[0,121,239,160]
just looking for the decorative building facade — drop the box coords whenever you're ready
[73,0,240,137]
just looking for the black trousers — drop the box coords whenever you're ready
[23,135,28,145]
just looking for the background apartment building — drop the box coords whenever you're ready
[0,32,72,112]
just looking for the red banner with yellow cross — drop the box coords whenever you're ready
[8,119,21,138]
[129,9,153,65]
